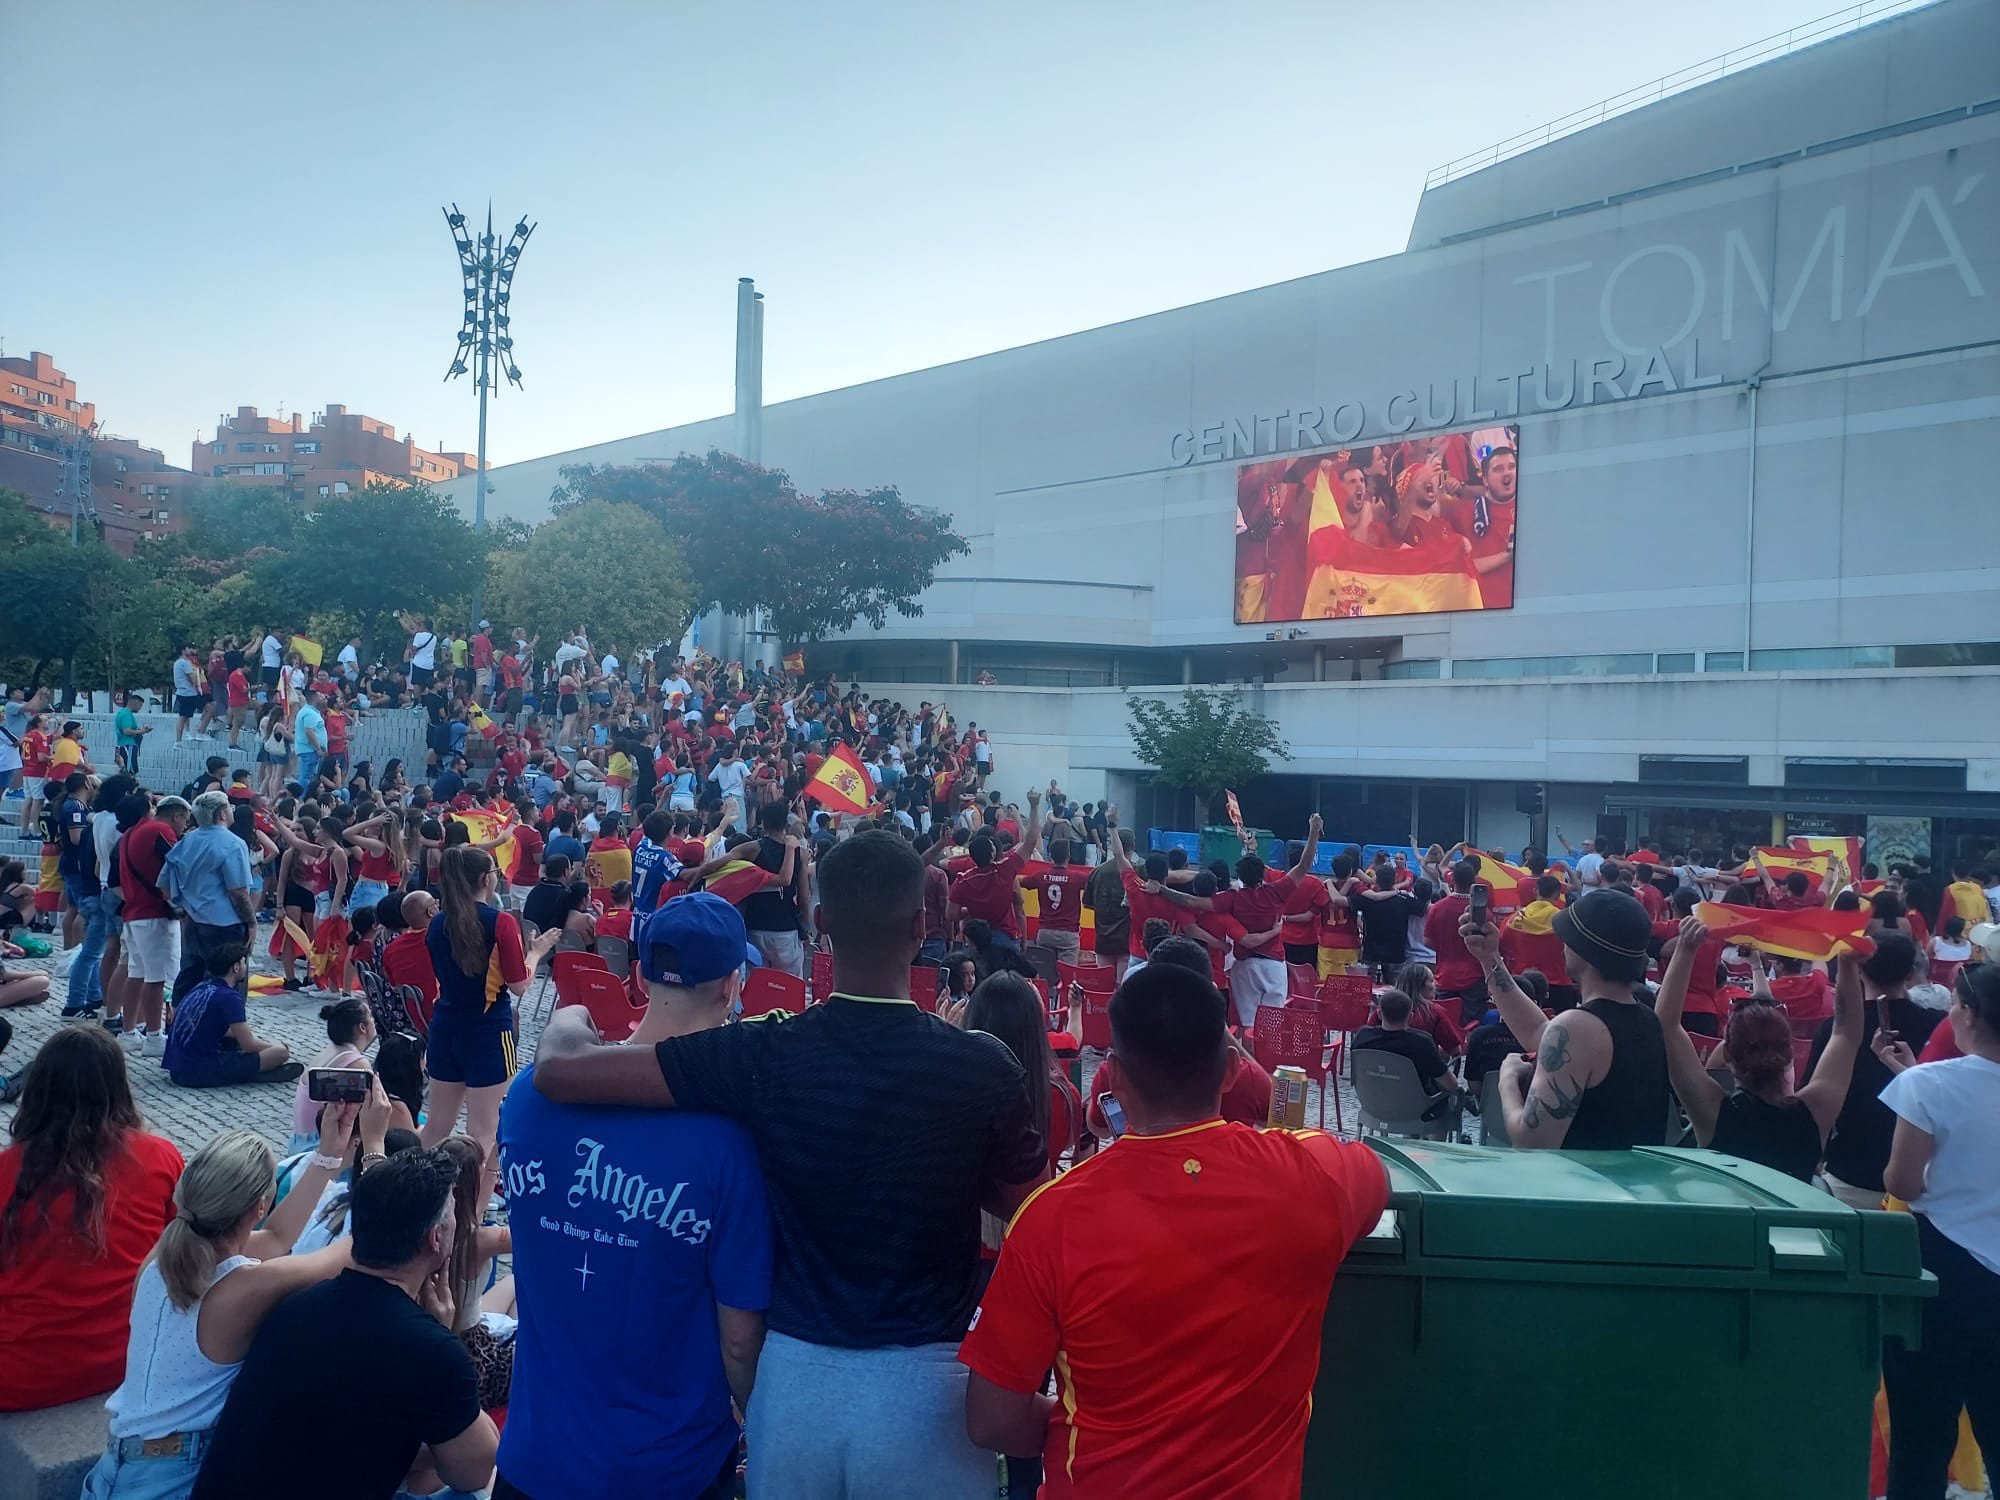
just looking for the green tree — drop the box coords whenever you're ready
[550,449,967,646]
[254,481,486,662]
[1126,688,1290,823]
[0,489,129,698]
[488,501,694,658]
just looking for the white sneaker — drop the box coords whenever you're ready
[142,1032,166,1059]
[118,1028,142,1053]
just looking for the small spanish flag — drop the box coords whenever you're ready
[1753,846,1836,896]
[804,742,873,816]
[1694,901,1875,961]
[291,635,323,668]
[1224,790,1245,835]
[783,650,805,675]
[450,806,521,883]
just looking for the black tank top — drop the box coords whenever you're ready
[1710,1092,1822,1182]
[1563,997,1668,1151]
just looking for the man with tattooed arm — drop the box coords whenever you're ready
[1460,888,1668,1150]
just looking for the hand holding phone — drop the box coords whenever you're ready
[1469,884,1490,923]
[1097,1092,1127,1140]
[307,1067,374,1105]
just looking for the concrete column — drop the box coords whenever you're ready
[948,640,959,685]
[1181,653,1193,685]
[1313,646,1326,682]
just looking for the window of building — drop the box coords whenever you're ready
[1654,652,1696,674]
[333,481,350,495]
[251,462,286,476]
[157,510,170,525]
[1382,660,1443,679]
[6,384,25,398]
[1451,653,1653,679]
[211,442,224,454]
[36,391,53,404]
[1749,646,1895,671]
[318,485,330,498]
[236,442,256,453]
[65,399,79,412]
[141,484,154,495]
[1638,755,1749,785]
[1785,759,1966,793]
[1702,652,1744,672]
[295,441,319,455]
[263,443,280,454]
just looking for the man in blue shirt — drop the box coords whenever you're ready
[293,686,327,788]
[162,789,258,1005]
[496,893,771,1500]
[543,810,586,866]
[631,810,684,914]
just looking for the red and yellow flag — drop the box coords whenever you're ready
[450,805,522,883]
[804,742,873,816]
[782,650,805,675]
[703,853,772,907]
[1789,836,1860,901]
[1753,846,1836,897]
[1694,901,1875,961]
[469,704,502,743]
[1224,790,1245,836]
[1465,851,1532,906]
[1299,524,1482,619]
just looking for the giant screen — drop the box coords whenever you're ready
[1233,424,1518,623]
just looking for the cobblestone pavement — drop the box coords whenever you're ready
[1,935,1386,1159]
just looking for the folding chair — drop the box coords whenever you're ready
[1685,1030,1724,1061]
[1317,974,1375,1076]
[1022,943,1061,990]
[398,983,434,1039]
[741,968,807,1019]
[549,950,611,1031]
[1253,1002,1339,1131]
[563,967,643,1042]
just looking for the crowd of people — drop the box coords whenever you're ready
[0,631,1994,1499]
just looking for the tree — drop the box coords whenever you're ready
[1126,688,1290,823]
[0,489,128,697]
[488,501,694,657]
[254,481,486,662]
[550,449,967,645]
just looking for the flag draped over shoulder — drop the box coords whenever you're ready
[1694,901,1876,961]
[804,743,874,815]
[451,805,522,883]
[703,853,772,907]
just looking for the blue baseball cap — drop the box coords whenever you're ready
[637,893,760,987]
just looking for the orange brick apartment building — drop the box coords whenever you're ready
[195,404,480,499]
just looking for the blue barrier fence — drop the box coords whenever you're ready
[1144,827,1577,873]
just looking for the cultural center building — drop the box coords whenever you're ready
[448,0,2000,869]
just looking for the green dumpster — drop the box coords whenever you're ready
[1199,824,1271,869]
[1305,1142,1933,1500]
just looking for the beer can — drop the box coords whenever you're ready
[1270,1065,1308,1129]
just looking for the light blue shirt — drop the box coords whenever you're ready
[160,824,254,926]
[293,703,326,755]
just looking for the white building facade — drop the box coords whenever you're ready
[446,0,2000,866]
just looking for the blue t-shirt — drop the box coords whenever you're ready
[165,977,245,1071]
[630,839,682,913]
[497,1066,772,1498]
[544,834,586,866]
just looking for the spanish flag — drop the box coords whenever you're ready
[702,852,773,907]
[783,650,805,675]
[1789,836,1860,900]
[1753,846,1836,897]
[469,704,501,744]
[1464,852,1532,909]
[1693,901,1875,961]
[1297,485,1482,619]
[804,742,873,816]
[451,806,522,883]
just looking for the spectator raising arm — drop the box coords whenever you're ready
[1655,916,1726,1143]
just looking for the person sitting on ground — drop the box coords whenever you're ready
[381,890,441,1011]
[959,961,1389,1498]
[190,1147,499,1500]
[1086,936,1273,1137]
[1658,917,1862,1182]
[289,996,377,1155]
[0,957,49,1012]
[81,1100,382,1497]
[0,1026,185,1411]
[164,944,300,1090]
[494,891,773,1500]
[1462,887,1668,1151]
[1353,986,1466,1115]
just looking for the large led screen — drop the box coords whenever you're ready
[1233,424,1518,622]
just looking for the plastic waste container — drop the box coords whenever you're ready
[1304,1142,1932,1500]
[1199,824,1272,869]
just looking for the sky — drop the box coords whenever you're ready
[1,0,1848,470]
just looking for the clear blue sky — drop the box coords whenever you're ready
[2,0,1840,469]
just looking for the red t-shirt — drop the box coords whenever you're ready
[1023,867,1084,932]
[323,709,348,754]
[381,929,439,1004]
[118,818,178,922]
[0,1131,183,1410]
[1211,873,1294,960]
[1681,936,1726,1017]
[510,824,544,886]
[1119,867,1189,945]
[596,908,633,944]
[1628,850,1660,866]
[1194,910,1249,988]
[952,851,1025,937]
[471,633,493,669]
[498,655,525,690]
[20,728,49,777]
[1768,972,1831,1019]
[1424,893,1480,990]
[960,1121,1388,1500]
[1632,881,1665,922]
[225,669,250,708]
[1443,492,1516,609]
[1320,879,1360,949]
[1280,877,1332,950]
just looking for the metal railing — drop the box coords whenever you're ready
[1423,0,1939,189]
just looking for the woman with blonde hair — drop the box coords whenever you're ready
[420,845,559,1154]
[80,1083,387,1498]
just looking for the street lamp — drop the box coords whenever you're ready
[442,201,534,628]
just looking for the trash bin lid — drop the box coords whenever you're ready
[1359,1141,1922,1280]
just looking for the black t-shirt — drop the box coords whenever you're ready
[1463,1020,1525,1086]
[654,998,1046,1348]
[1354,1025,1449,1092]
[57,797,96,886]
[739,835,800,935]
[1358,891,1417,965]
[1807,995,1943,1192]
[521,879,571,935]
[193,1270,479,1500]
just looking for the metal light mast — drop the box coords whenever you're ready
[443,202,534,628]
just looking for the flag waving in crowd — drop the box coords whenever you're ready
[803,741,874,815]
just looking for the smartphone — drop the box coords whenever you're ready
[307,1067,374,1104]
[1469,884,1490,924]
[1097,1092,1127,1140]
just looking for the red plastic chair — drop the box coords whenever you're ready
[1254,1002,1338,1131]
[1928,958,1963,993]
[1686,1029,1724,1061]
[1791,1035,1815,1089]
[562,967,643,1042]
[398,983,434,1039]
[741,968,807,1018]
[911,964,943,1013]
[1287,962,1321,997]
[1317,974,1374,1039]
[809,948,834,1004]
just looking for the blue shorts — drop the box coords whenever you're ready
[425,1002,517,1088]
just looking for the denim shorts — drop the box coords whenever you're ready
[82,1427,214,1499]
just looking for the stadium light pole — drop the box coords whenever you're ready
[442,201,534,630]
